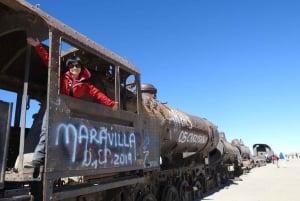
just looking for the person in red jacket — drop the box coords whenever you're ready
[27,37,118,110]
[25,37,118,168]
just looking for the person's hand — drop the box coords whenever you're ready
[112,102,119,111]
[27,37,40,46]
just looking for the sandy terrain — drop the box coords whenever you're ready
[201,159,300,201]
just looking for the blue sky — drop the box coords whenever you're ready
[5,0,300,154]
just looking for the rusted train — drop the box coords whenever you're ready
[0,1,252,201]
[252,143,274,166]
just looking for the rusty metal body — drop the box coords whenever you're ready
[231,139,254,171]
[218,133,242,166]
[0,1,255,201]
[232,139,252,161]
[211,133,242,182]
[141,85,219,161]
[0,1,154,200]
[141,86,221,196]
[253,143,274,165]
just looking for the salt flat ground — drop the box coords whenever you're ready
[201,159,300,201]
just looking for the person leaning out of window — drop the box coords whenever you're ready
[27,37,118,110]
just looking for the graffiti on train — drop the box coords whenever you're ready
[168,109,193,129]
[55,123,138,168]
[178,130,208,144]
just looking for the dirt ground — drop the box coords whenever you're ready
[200,159,300,201]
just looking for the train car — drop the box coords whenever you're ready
[231,139,254,173]
[0,1,156,200]
[253,143,274,166]
[209,132,243,183]
[0,1,254,201]
[140,83,220,199]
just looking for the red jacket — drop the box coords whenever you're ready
[34,44,116,108]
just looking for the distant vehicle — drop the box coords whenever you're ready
[253,143,274,166]
[0,1,256,200]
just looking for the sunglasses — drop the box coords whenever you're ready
[69,63,82,69]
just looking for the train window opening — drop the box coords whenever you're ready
[59,40,117,106]
[125,75,136,92]
[60,40,74,52]
[0,89,17,127]
[59,39,139,113]
[0,33,49,169]
[0,65,44,125]
[39,38,50,46]
[122,74,138,112]
[0,34,48,126]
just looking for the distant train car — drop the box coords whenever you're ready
[231,139,254,172]
[253,143,274,166]
[210,132,243,181]
[0,1,256,201]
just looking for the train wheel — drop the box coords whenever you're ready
[109,190,132,201]
[132,184,145,201]
[216,173,222,187]
[177,180,189,201]
[199,176,207,193]
[161,185,180,201]
[192,180,203,200]
[137,193,157,201]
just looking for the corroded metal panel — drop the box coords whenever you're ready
[47,111,145,173]
[142,93,219,158]
[164,108,219,154]
[219,132,241,165]
[140,115,161,170]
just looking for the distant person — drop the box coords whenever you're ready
[279,152,285,167]
[25,37,118,168]
[273,154,279,168]
[279,152,284,160]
